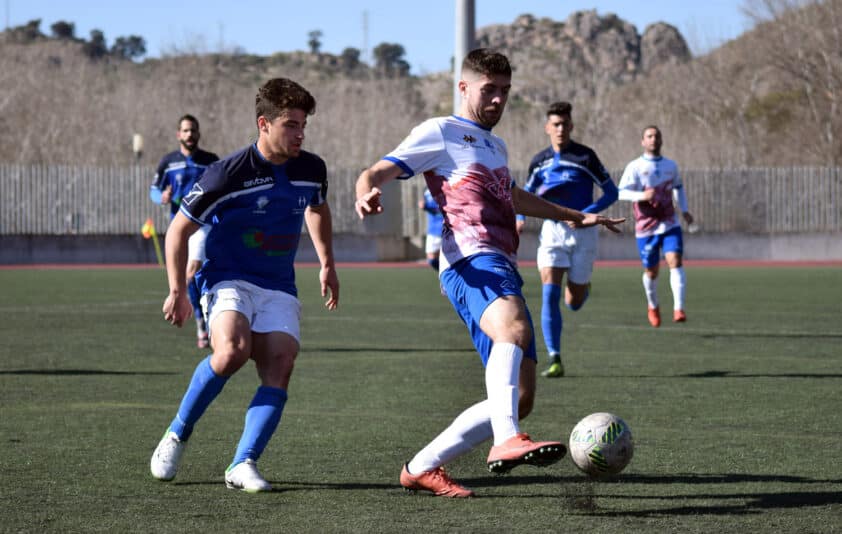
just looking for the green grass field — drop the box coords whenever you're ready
[1,264,841,533]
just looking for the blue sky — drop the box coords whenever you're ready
[5,1,754,74]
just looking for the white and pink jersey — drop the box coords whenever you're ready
[618,155,685,237]
[384,115,518,271]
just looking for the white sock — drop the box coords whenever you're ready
[670,267,686,310]
[485,342,523,445]
[406,400,493,474]
[642,272,659,308]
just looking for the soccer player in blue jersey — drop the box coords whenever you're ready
[150,114,219,348]
[150,78,339,492]
[355,49,624,497]
[418,188,443,270]
[516,102,618,378]
[619,125,693,327]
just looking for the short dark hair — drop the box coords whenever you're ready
[178,114,199,129]
[255,78,316,123]
[462,48,512,78]
[642,125,660,137]
[546,102,572,118]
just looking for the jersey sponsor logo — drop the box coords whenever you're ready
[253,195,269,214]
[244,176,274,188]
[241,229,297,256]
[182,184,204,206]
[293,195,307,215]
[462,134,476,144]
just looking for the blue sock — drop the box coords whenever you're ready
[231,386,288,466]
[427,257,439,271]
[170,356,228,441]
[541,284,562,358]
[566,286,590,311]
[187,278,203,320]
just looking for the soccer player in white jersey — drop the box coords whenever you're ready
[150,78,339,492]
[355,49,624,497]
[618,125,694,327]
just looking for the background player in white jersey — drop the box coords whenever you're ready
[418,188,443,270]
[618,125,694,327]
[150,114,219,348]
[355,49,624,497]
[150,78,339,492]
[516,101,618,378]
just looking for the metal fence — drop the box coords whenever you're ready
[1,164,840,236]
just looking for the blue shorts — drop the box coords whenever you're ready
[439,253,538,366]
[636,226,684,268]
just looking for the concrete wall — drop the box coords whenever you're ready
[2,232,840,264]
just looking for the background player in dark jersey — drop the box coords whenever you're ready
[150,78,339,492]
[516,102,618,377]
[418,188,443,270]
[150,114,219,348]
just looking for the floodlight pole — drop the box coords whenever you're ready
[453,0,475,114]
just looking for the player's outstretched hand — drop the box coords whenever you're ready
[355,187,384,219]
[162,292,192,327]
[320,265,339,310]
[581,213,626,234]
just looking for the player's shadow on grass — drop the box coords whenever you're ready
[173,480,395,492]
[697,332,842,339]
[680,370,842,379]
[0,369,176,376]
[462,473,842,487]
[462,473,842,514]
[584,490,842,517]
[304,346,474,354]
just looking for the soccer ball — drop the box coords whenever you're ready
[569,412,634,477]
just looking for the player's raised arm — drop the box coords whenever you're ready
[354,159,405,219]
[512,185,625,232]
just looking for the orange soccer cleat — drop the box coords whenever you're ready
[673,309,687,323]
[647,306,661,328]
[399,464,474,498]
[486,433,566,474]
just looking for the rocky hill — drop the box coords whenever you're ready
[476,11,691,104]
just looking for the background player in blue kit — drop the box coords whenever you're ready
[150,78,339,492]
[355,49,624,498]
[516,102,618,378]
[619,125,693,327]
[150,114,219,348]
[418,188,443,270]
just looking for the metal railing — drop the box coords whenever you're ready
[1,164,839,236]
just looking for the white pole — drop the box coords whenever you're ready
[453,0,475,114]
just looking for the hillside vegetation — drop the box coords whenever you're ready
[0,0,839,171]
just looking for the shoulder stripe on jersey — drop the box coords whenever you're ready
[552,160,606,185]
[384,156,414,178]
[194,183,275,222]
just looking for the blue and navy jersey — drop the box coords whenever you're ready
[179,144,328,296]
[518,141,617,221]
[422,189,444,236]
[150,149,220,218]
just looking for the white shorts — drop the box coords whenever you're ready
[536,220,598,285]
[425,234,442,255]
[188,226,208,263]
[200,280,302,341]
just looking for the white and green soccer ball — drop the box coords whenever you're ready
[569,412,634,477]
